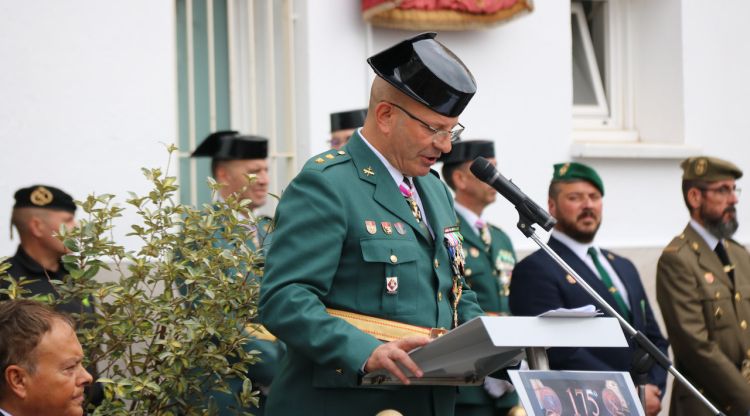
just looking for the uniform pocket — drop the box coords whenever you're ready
[700,284,735,332]
[360,238,418,316]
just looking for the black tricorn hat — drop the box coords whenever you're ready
[191,131,268,160]
[330,109,367,132]
[440,140,495,165]
[14,185,76,213]
[367,32,476,118]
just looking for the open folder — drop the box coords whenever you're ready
[360,315,626,386]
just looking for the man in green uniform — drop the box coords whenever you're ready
[191,131,282,415]
[259,33,484,415]
[440,140,521,416]
[656,156,750,416]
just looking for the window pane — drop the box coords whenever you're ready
[572,15,598,105]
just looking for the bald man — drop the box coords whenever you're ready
[259,33,484,415]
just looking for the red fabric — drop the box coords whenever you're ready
[362,0,520,14]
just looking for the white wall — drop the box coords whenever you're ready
[298,0,750,253]
[0,0,177,256]
[3,0,750,258]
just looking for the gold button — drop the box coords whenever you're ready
[390,254,398,263]
[736,292,742,302]
[741,320,748,330]
[434,259,439,268]
[337,150,346,155]
[715,291,721,299]
[465,268,473,276]
[437,292,443,301]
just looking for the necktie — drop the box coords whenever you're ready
[587,247,631,321]
[475,219,492,246]
[715,240,735,283]
[399,177,423,223]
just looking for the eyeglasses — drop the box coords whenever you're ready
[699,185,741,198]
[385,101,464,143]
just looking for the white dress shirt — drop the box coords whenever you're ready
[551,229,630,306]
[0,407,12,416]
[454,202,483,236]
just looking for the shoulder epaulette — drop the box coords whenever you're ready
[725,238,748,251]
[663,233,689,254]
[304,150,351,171]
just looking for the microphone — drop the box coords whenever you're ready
[470,157,556,232]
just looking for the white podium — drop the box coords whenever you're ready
[360,315,627,386]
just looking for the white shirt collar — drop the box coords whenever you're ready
[690,218,720,250]
[551,228,598,260]
[0,407,12,416]
[358,128,404,187]
[454,202,481,234]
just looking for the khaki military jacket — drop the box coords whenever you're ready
[259,132,484,416]
[656,224,750,416]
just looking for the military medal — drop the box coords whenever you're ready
[365,220,377,235]
[385,277,398,295]
[394,222,406,235]
[443,225,466,328]
[381,221,393,235]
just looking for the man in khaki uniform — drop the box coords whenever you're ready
[656,156,750,416]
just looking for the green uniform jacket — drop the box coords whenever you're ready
[259,132,484,416]
[656,224,750,416]
[201,215,284,416]
[455,215,518,413]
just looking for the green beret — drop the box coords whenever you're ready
[552,162,604,196]
[14,185,76,213]
[681,156,743,181]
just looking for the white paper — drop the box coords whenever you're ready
[537,304,602,317]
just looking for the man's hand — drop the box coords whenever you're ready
[364,335,431,385]
[644,384,662,416]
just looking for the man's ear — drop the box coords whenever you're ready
[27,216,46,239]
[452,169,468,191]
[5,364,30,399]
[686,187,703,211]
[548,196,557,218]
[374,101,395,135]
[214,163,230,184]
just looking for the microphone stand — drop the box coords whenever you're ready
[513,210,726,416]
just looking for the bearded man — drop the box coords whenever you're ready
[509,162,668,416]
[656,156,750,416]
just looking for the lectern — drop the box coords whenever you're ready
[360,315,626,386]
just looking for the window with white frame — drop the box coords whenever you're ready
[571,0,635,139]
[175,0,297,215]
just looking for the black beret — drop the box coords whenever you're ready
[191,131,268,160]
[14,185,76,213]
[330,109,367,132]
[439,140,495,165]
[367,32,476,117]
